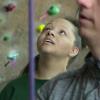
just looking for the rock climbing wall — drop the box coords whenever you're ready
[0,0,87,92]
[0,0,28,91]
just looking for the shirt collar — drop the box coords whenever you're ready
[85,52,100,70]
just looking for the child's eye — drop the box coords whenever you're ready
[43,27,51,31]
[59,30,66,35]
[42,27,52,34]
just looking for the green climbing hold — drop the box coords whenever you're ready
[2,33,12,41]
[3,36,9,41]
[48,5,60,16]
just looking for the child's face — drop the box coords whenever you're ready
[37,18,77,58]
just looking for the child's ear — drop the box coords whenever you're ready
[69,47,79,57]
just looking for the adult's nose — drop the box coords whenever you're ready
[76,0,93,8]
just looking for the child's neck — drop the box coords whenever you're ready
[36,55,69,80]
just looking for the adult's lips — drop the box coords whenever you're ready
[79,13,92,22]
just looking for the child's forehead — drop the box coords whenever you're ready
[50,18,70,23]
[46,18,73,28]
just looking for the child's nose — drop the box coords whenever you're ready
[47,30,55,37]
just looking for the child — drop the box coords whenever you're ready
[0,17,81,100]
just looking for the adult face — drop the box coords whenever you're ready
[37,18,77,58]
[76,0,100,46]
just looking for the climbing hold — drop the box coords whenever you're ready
[36,24,45,33]
[4,3,16,12]
[7,50,19,60]
[1,33,12,42]
[47,5,60,16]
[39,4,60,20]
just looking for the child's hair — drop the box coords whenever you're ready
[62,17,82,67]
[64,17,82,50]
